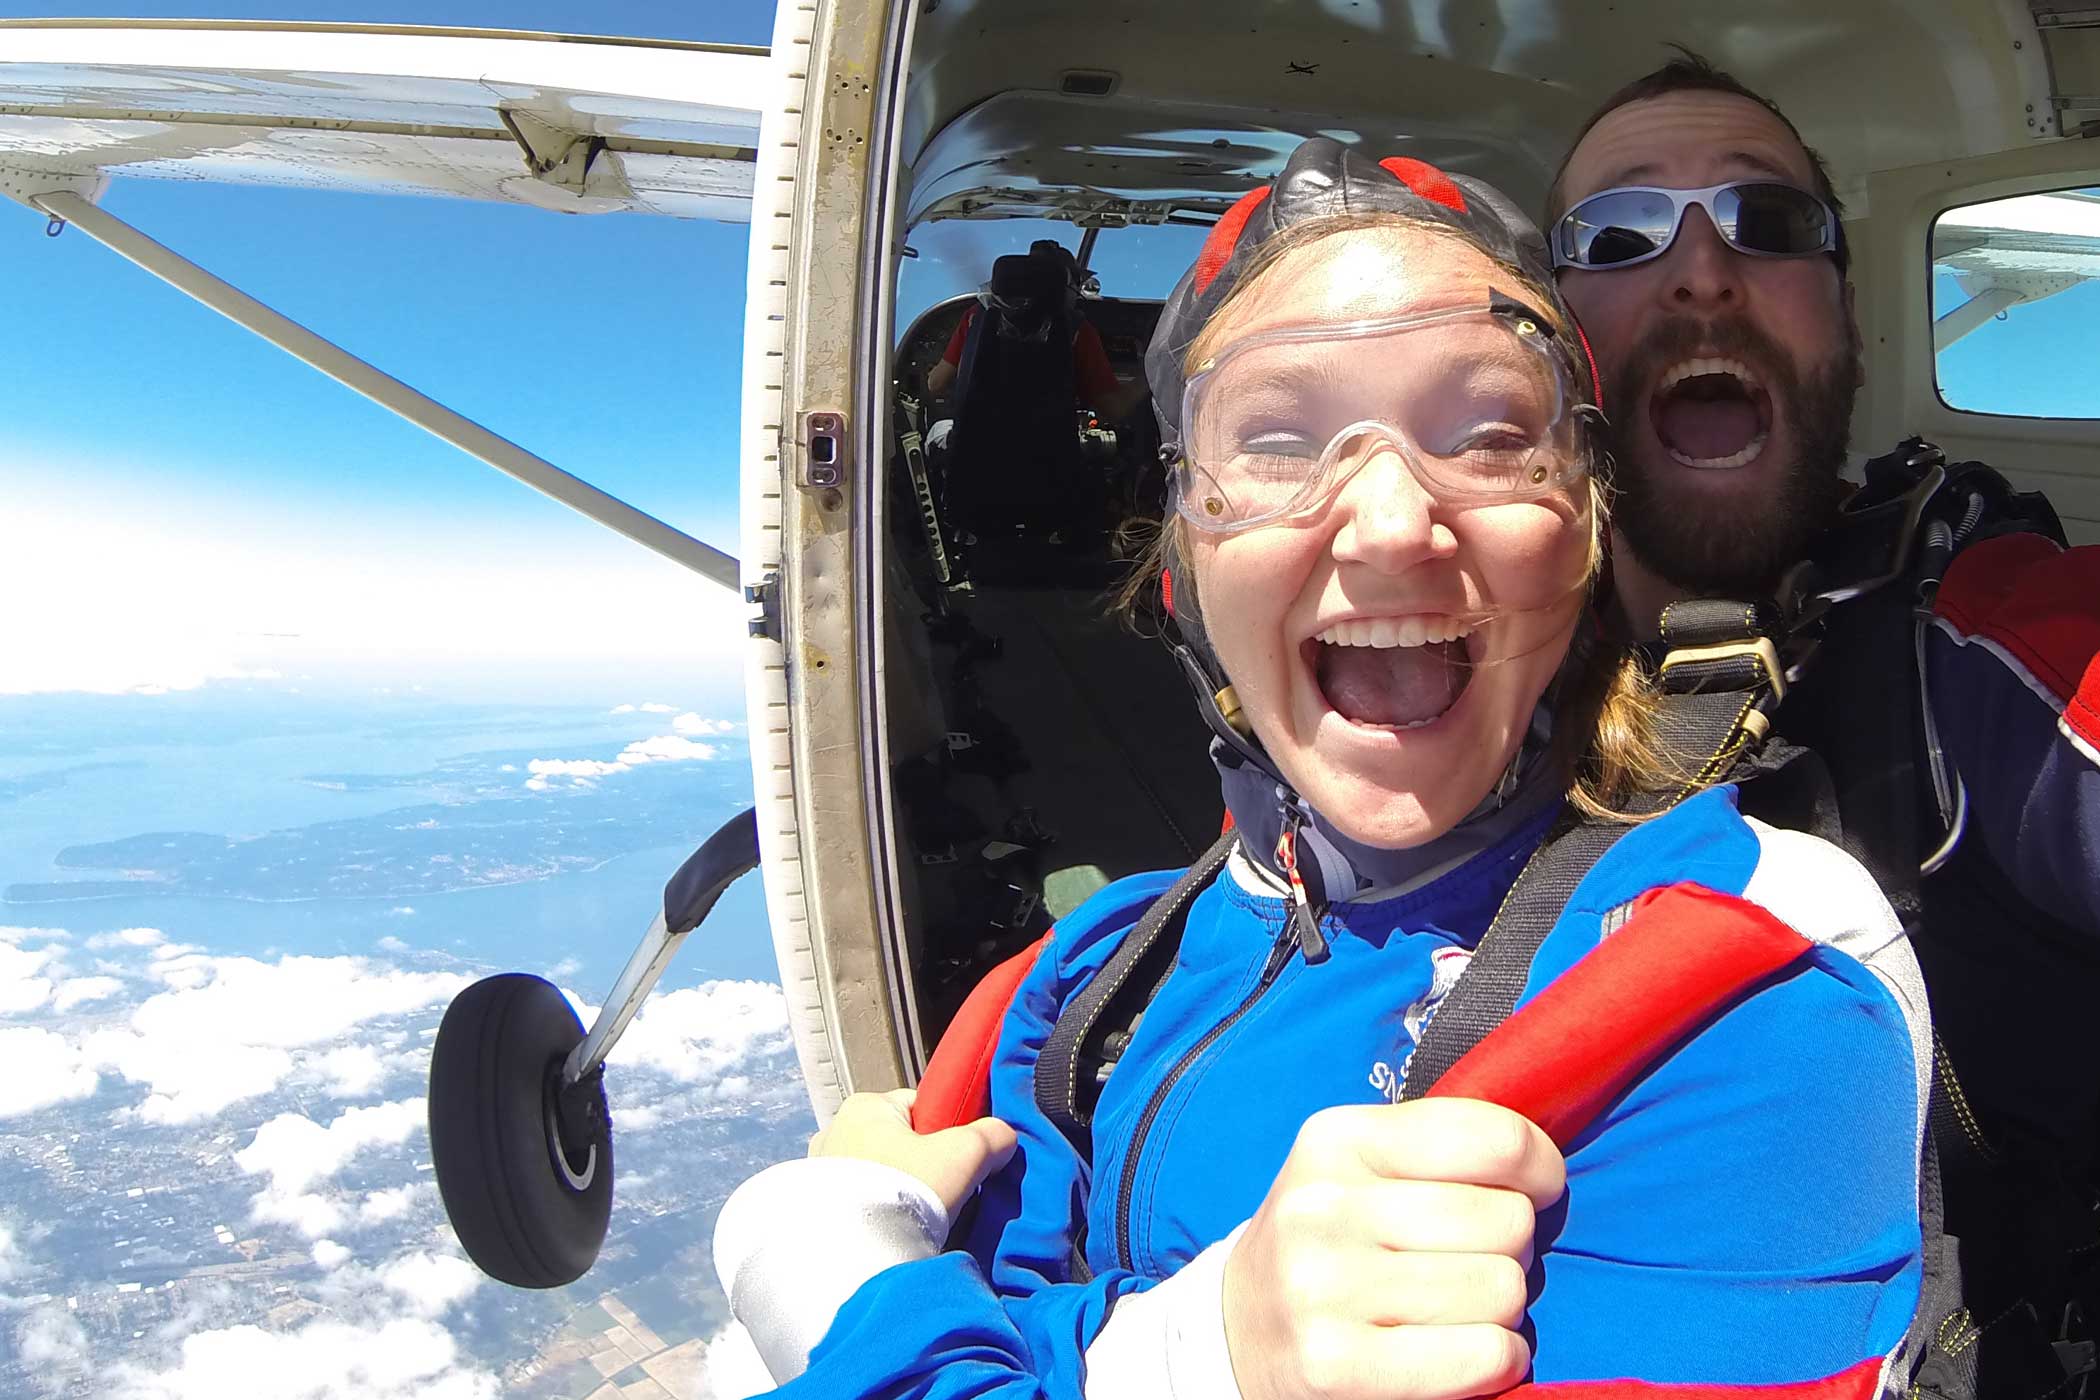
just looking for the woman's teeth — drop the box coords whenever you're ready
[1314,617,1477,648]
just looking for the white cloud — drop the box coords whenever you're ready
[86,1032,293,1126]
[0,497,744,697]
[0,940,61,1014]
[608,980,793,1086]
[87,927,168,951]
[236,1099,426,1239]
[703,1320,777,1400]
[0,1218,25,1284]
[610,703,637,714]
[253,1191,346,1240]
[311,1239,351,1271]
[109,1315,499,1400]
[0,1027,99,1117]
[0,924,68,945]
[145,953,215,992]
[52,976,125,1012]
[83,955,464,1123]
[523,730,719,789]
[526,757,627,780]
[239,1099,427,1198]
[673,712,739,736]
[377,1251,480,1317]
[611,1102,664,1132]
[620,734,717,764]
[16,1304,89,1394]
[355,1185,429,1227]
[308,1045,388,1099]
[636,702,676,714]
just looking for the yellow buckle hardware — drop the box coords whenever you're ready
[1658,637,1788,703]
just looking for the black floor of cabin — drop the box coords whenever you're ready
[888,553,1220,1049]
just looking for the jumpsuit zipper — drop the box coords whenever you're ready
[1112,915,1299,1271]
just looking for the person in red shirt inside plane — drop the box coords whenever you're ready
[926,240,1148,425]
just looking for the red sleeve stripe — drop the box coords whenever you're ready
[910,933,1052,1134]
[1926,615,2100,766]
[1426,883,1811,1148]
[1192,187,1272,297]
[1934,534,2100,713]
[1505,1357,1884,1400]
[2070,651,2100,763]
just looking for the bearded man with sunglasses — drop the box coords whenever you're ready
[1549,52,2100,1400]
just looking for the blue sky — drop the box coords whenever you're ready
[2,3,2091,697]
[1933,262,2100,420]
[0,0,776,702]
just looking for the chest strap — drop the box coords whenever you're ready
[1033,829,1238,1156]
[1405,594,1811,1098]
[1399,816,1624,1099]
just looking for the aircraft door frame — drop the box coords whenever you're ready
[741,0,918,1121]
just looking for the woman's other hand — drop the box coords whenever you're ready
[809,1088,1019,1219]
[1222,1097,1566,1400]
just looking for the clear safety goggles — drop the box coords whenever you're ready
[1550,181,1838,271]
[1172,303,1589,535]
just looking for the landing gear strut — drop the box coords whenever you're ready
[427,807,761,1287]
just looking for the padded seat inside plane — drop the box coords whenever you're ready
[943,249,1094,540]
[887,284,1217,1038]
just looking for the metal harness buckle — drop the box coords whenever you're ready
[1656,636,1790,703]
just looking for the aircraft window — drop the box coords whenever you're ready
[1930,185,2100,419]
[896,217,1207,335]
[898,220,1083,334]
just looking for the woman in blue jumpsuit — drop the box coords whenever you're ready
[712,140,1932,1400]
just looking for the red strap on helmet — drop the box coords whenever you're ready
[1574,321,1605,403]
[1161,568,1176,619]
[1193,186,1273,296]
[1377,156,1468,213]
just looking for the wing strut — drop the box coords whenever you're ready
[31,190,739,592]
[1932,284,2025,352]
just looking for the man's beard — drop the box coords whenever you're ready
[1602,314,1857,598]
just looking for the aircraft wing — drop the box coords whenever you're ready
[1932,188,2100,349]
[0,19,766,219]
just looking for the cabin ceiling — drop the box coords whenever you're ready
[903,0,2098,225]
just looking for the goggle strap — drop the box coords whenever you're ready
[1487,290,1551,326]
[1487,289,1603,404]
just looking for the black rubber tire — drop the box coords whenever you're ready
[427,973,612,1288]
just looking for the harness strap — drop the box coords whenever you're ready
[1405,593,1800,1099]
[1034,829,1238,1155]
[1399,817,1623,1098]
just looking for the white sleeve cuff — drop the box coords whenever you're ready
[1082,1224,1247,1400]
[711,1156,953,1383]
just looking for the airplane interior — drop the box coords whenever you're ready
[882,263,1218,1036]
[848,0,2100,1076]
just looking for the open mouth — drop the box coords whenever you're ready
[1650,356,1773,470]
[1308,616,1477,731]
